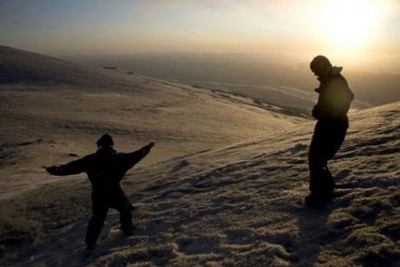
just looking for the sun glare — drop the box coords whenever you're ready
[319,0,381,49]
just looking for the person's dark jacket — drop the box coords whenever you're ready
[312,67,354,123]
[46,143,153,189]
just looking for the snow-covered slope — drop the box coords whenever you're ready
[0,46,305,200]
[0,46,398,266]
[2,102,399,267]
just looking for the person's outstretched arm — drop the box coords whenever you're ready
[45,156,90,176]
[120,142,155,171]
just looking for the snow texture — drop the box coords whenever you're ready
[0,46,399,267]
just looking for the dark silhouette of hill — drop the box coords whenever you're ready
[0,45,142,89]
[0,46,318,114]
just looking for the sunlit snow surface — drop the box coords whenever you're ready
[0,46,399,266]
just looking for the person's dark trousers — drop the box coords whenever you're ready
[110,186,134,234]
[308,118,348,198]
[85,191,109,249]
[85,186,134,249]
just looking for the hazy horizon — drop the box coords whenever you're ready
[64,51,400,106]
[1,0,400,74]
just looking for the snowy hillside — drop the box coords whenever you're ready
[0,46,305,200]
[0,46,399,266]
[1,102,399,266]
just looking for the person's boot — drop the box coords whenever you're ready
[85,235,98,251]
[85,240,97,251]
[122,226,135,237]
[304,193,333,208]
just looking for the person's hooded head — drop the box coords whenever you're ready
[96,134,114,149]
[310,55,332,80]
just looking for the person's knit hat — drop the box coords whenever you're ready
[96,134,114,148]
[310,55,332,75]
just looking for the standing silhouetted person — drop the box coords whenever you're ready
[45,134,155,250]
[305,55,354,207]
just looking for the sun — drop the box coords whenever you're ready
[319,0,380,48]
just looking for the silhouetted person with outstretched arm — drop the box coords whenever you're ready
[305,55,354,207]
[45,134,155,250]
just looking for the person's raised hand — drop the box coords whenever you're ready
[44,166,63,175]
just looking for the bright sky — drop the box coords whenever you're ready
[1,0,399,72]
